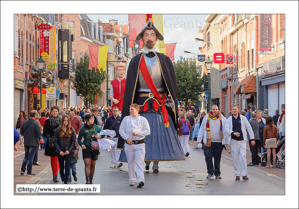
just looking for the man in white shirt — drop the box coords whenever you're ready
[119,103,150,188]
[225,105,254,180]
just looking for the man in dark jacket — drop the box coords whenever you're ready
[273,109,280,127]
[103,106,123,168]
[247,112,260,166]
[80,107,85,120]
[20,111,41,176]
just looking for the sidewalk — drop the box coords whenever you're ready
[188,140,285,179]
[14,142,51,192]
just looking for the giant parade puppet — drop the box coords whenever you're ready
[118,14,185,172]
[109,63,126,116]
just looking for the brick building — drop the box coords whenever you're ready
[198,14,285,116]
[14,14,61,125]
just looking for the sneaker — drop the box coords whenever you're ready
[235,176,240,181]
[153,169,159,173]
[243,176,249,180]
[206,174,214,179]
[73,175,77,182]
[185,152,190,157]
[67,180,72,184]
[129,182,136,186]
[145,165,149,171]
[20,171,24,175]
[27,173,36,176]
[137,181,144,188]
[193,147,199,149]
[33,162,41,166]
[215,175,222,179]
[117,163,123,168]
[110,165,117,168]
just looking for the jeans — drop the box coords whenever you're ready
[21,145,38,174]
[249,140,259,164]
[68,163,77,181]
[57,154,73,184]
[203,142,223,176]
[33,148,38,163]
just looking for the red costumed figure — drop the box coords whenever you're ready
[109,63,126,116]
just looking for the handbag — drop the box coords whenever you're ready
[39,138,44,144]
[47,124,58,148]
[70,157,77,164]
[91,140,99,151]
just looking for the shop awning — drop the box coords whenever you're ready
[242,75,256,93]
[233,75,256,94]
[233,76,250,94]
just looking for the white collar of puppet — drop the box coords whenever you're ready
[140,46,160,54]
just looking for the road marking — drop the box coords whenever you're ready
[267,174,277,176]
[14,152,25,158]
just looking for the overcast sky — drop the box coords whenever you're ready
[88,14,207,62]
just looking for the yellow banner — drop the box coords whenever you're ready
[153,15,167,55]
[98,45,110,72]
[48,26,56,68]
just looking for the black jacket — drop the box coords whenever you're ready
[20,118,41,148]
[117,52,178,149]
[54,127,76,153]
[44,118,61,156]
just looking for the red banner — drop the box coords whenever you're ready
[128,14,145,48]
[166,43,177,61]
[37,23,52,61]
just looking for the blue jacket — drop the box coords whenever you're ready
[80,110,85,120]
[245,112,250,121]
[192,123,200,140]
[14,127,20,145]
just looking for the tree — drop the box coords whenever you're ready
[173,56,208,104]
[70,53,106,108]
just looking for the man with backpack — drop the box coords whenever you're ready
[178,112,191,156]
[197,105,228,179]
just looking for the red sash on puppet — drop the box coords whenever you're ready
[139,54,169,128]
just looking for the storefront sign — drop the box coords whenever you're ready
[243,94,251,100]
[46,87,56,100]
[198,54,206,62]
[220,80,228,89]
[48,26,56,69]
[259,14,272,51]
[14,79,24,89]
[37,23,52,61]
[263,57,282,73]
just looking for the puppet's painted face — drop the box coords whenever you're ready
[142,29,157,49]
[116,65,125,79]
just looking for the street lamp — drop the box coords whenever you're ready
[37,55,45,110]
[205,56,213,112]
[195,37,214,58]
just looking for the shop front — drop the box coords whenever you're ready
[257,56,285,116]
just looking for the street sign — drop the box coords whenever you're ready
[227,54,234,64]
[46,87,56,100]
[213,53,225,63]
[198,54,206,62]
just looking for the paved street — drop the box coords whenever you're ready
[15,141,284,195]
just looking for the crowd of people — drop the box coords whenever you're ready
[176,102,285,180]
[14,102,285,185]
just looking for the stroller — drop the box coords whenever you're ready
[260,137,285,168]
